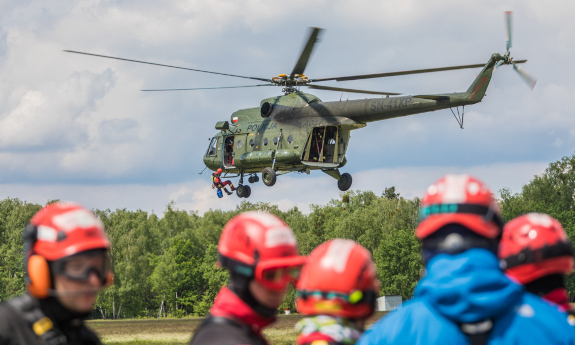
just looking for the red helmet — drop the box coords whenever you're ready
[218,212,306,291]
[217,168,223,174]
[499,213,574,284]
[29,202,110,261]
[295,239,380,319]
[25,202,111,298]
[417,174,502,239]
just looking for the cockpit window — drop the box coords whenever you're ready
[206,137,218,156]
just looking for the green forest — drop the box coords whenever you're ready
[1,154,574,319]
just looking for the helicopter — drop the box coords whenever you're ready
[65,12,535,199]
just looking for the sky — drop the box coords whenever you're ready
[0,0,574,215]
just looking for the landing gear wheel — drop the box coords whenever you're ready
[338,173,352,191]
[248,175,260,184]
[243,185,251,198]
[236,185,250,198]
[262,167,277,187]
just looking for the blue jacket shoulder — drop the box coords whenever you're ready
[358,299,468,345]
[358,294,575,345]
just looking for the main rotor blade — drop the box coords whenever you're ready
[307,84,401,96]
[290,27,323,79]
[64,50,271,83]
[512,62,536,89]
[505,11,513,52]
[312,63,489,82]
[141,84,275,91]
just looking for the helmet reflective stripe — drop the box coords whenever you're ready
[52,208,104,233]
[441,174,470,203]
[265,227,297,248]
[320,239,355,274]
[36,226,58,242]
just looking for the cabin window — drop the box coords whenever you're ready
[249,139,255,147]
[263,138,269,146]
[237,140,242,148]
[206,137,218,156]
[273,137,279,145]
[288,135,293,144]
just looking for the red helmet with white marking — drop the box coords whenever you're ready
[25,202,111,298]
[217,168,223,174]
[295,239,379,319]
[29,202,110,261]
[417,174,503,239]
[218,212,307,291]
[499,213,574,284]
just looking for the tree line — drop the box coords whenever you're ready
[1,153,574,318]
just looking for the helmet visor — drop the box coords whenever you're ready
[258,266,302,291]
[255,256,307,291]
[52,249,111,283]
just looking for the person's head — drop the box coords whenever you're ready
[218,212,306,316]
[296,239,379,324]
[417,174,504,263]
[499,213,574,285]
[216,168,223,175]
[25,202,112,314]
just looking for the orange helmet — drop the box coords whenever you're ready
[217,168,223,174]
[295,239,380,319]
[499,213,574,284]
[218,212,306,291]
[417,174,503,239]
[24,202,111,298]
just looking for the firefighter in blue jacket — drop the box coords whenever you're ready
[358,174,575,345]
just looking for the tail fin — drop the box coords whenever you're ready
[465,54,500,103]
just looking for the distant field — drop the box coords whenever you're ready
[88,312,388,345]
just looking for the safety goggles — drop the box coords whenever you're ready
[419,203,504,229]
[255,256,307,291]
[297,289,376,305]
[52,250,111,283]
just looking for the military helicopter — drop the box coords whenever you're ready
[65,12,534,198]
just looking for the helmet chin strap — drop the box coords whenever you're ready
[228,272,277,318]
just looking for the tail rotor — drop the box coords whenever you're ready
[496,11,536,89]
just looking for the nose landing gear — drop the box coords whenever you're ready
[236,172,252,198]
[236,185,251,198]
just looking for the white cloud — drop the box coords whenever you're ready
[0,0,573,212]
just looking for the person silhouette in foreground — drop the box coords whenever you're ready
[358,174,575,345]
[189,211,307,345]
[295,239,379,345]
[0,202,113,345]
[499,213,575,317]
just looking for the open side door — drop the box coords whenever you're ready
[222,135,236,168]
[302,126,349,165]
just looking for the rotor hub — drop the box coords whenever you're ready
[272,74,310,94]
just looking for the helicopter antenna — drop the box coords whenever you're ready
[198,166,208,175]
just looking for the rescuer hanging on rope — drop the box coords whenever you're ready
[212,168,235,197]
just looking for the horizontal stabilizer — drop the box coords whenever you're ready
[413,95,450,101]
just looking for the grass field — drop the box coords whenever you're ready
[88,312,388,345]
